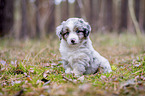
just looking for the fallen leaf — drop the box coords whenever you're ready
[51,63,58,66]
[100,75,107,80]
[43,70,50,78]
[120,79,135,89]
[24,72,27,76]
[15,89,24,96]
[11,80,21,86]
[54,90,66,96]
[0,92,3,95]
[26,76,32,81]
[42,85,49,89]
[29,68,34,73]
[79,84,91,92]
[0,60,6,66]
[39,94,45,96]
[36,80,41,84]
[134,63,141,67]
[15,80,21,84]
[78,75,84,82]
[14,69,24,74]
[43,80,51,86]
[42,63,50,67]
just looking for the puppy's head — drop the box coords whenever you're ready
[56,18,91,45]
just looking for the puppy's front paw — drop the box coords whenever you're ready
[102,67,112,73]
[65,68,72,74]
[72,69,83,77]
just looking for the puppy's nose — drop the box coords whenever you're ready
[71,39,76,44]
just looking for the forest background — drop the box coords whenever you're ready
[0,0,145,96]
[0,0,145,39]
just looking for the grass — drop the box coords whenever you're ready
[0,33,145,96]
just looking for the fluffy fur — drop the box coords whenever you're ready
[56,18,112,76]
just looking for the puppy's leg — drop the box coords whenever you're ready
[63,60,72,74]
[99,56,112,73]
[65,67,72,74]
[72,63,86,76]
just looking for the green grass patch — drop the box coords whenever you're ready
[0,33,145,96]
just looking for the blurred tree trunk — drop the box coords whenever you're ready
[61,0,68,21]
[127,0,135,33]
[135,0,140,22]
[47,0,55,33]
[69,1,75,17]
[0,0,14,37]
[119,0,128,33]
[13,0,21,39]
[97,0,105,32]
[39,0,51,38]
[35,0,40,38]
[129,0,142,37]
[127,7,135,33]
[83,0,90,21]
[27,1,36,38]
[91,0,101,32]
[20,0,28,39]
[77,0,86,20]
[55,2,61,28]
[90,0,93,24]
[112,0,120,32]
[75,0,81,17]
[139,0,145,33]
[104,0,113,32]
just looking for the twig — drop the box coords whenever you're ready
[132,69,143,75]
[62,75,76,84]
[32,46,48,63]
[22,44,36,64]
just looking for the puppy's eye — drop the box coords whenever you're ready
[64,32,69,36]
[76,30,83,33]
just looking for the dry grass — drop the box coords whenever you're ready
[0,33,145,96]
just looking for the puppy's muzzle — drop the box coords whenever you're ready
[71,38,77,45]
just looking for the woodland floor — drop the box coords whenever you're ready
[0,33,145,96]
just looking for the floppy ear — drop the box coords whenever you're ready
[78,18,91,37]
[84,22,91,37]
[56,25,63,40]
[86,23,91,32]
[56,21,66,40]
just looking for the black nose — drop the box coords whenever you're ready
[71,39,75,44]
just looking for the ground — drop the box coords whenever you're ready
[0,33,145,96]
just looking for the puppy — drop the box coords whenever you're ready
[56,18,112,76]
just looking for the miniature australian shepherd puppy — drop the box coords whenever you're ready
[56,18,112,76]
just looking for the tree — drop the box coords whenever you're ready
[119,0,128,33]
[112,0,120,32]
[139,0,145,33]
[0,0,14,37]
[55,0,61,28]
[128,0,142,37]
[20,0,28,39]
[104,0,113,32]
[61,0,69,21]
[35,0,40,38]
[68,0,75,18]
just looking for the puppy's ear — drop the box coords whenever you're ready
[85,23,91,37]
[56,21,66,40]
[56,25,63,40]
[78,18,91,37]
[86,23,91,32]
